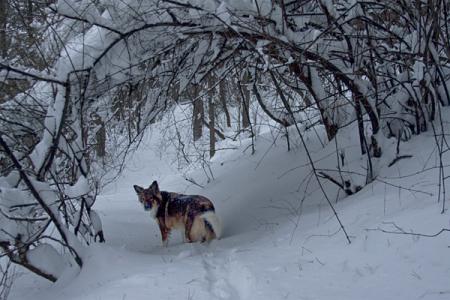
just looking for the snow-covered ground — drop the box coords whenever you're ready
[10,124,450,300]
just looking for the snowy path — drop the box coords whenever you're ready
[200,250,254,300]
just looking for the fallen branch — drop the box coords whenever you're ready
[318,171,354,195]
[366,226,450,238]
[202,119,225,140]
[388,155,413,167]
[184,176,205,189]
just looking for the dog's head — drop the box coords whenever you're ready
[133,181,162,213]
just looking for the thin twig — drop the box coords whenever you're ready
[366,227,450,238]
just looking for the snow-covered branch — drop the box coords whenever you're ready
[0,62,66,86]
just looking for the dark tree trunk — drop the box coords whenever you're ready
[192,84,203,141]
[290,63,338,141]
[353,94,367,155]
[95,117,106,159]
[219,79,231,127]
[26,0,33,24]
[208,75,216,158]
[240,72,251,129]
[0,0,8,58]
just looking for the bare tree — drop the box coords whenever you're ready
[240,71,251,130]
[208,74,216,158]
[192,84,204,142]
[219,78,231,128]
[0,0,7,59]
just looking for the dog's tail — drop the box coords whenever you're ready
[200,211,222,239]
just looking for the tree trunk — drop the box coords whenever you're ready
[94,116,106,159]
[290,63,338,141]
[27,0,33,24]
[353,94,366,155]
[192,84,203,141]
[240,72,251,129]
[170,80,179,102]
[219,79,231,127]
[208,75,216,158]
[0,0,8,58]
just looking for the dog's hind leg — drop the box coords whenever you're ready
[189,216,208,242]
[185,215,194,243]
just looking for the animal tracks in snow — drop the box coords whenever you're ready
[200,249,254,300]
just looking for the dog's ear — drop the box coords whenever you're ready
[149,180,159,194]
[133,185,144,194]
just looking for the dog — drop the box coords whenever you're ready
[133,181,222,246]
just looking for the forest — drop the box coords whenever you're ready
[1,1,450,299]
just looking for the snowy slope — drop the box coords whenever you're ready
[10,124,450,300]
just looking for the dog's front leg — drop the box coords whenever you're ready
[162,231,169,247]
[161,228,170,247]
[158,219,169,247]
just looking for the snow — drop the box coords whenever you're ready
[0,187,36,241]
[57,0,113,28]
[9,117,450,300]
[26,244,66,279]
[89,210,103,237]
[216,2,232,25]
[66,176,90,198]
[224,0,273,16]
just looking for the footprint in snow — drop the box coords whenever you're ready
[201,249,254,300]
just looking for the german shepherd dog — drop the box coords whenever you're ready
[133,181,222,246]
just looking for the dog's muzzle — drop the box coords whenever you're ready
[143,202,152,211]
